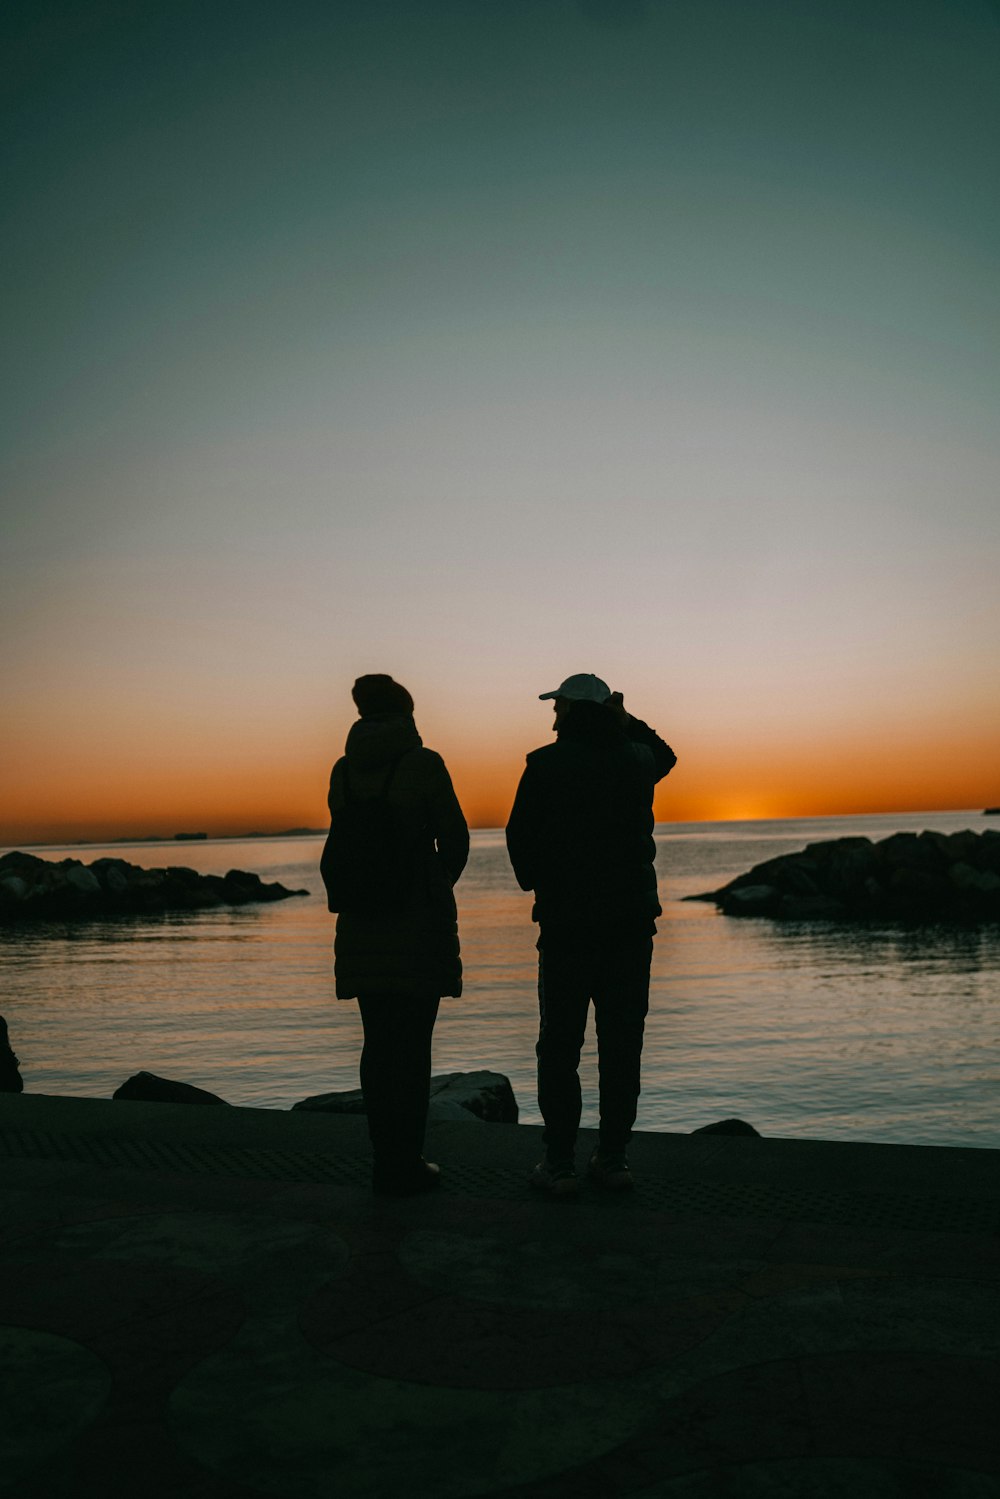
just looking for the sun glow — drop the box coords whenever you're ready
[699,800,779,824]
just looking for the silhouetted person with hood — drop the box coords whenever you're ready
[506,673,676,1197]
[323,675,469,1195]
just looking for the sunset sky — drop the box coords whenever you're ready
[3,0,999,843]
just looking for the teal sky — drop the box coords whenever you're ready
[3,0,999,836]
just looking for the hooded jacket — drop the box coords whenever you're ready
[505,701,676,944]
[327,713,469,998]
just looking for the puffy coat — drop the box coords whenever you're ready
[327,713,469,999]
[505,702,676,945]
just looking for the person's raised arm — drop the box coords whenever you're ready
[608,692,677,782]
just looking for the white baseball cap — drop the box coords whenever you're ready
[538,673,612,704]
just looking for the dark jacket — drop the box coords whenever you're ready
[505,702,676,945]
[327,713,469,999]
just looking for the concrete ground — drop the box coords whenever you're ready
[1,1092,999,1498]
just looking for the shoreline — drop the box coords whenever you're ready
[6,1090,1000,1166]
[4,1094,1000,1244]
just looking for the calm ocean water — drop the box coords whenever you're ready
[3,811,999,1148]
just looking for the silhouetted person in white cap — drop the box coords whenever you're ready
[323,674,469,1195]
[506,673,676,1196]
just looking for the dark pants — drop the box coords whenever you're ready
[357,994,440,1176]
[536,937,652,1161]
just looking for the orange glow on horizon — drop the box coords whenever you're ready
[1,693,998,847]
[2,745,998,847]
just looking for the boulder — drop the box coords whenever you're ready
[688,828,1000,925]
[429,1070,519,1123]
[725,884,778,913]
[949,863,1000,895]
[0,1015,23,1094]
[113,1070,229,1105]
[293,1085,368,1115]
[96,860,130,894]
[691,1118,761,1137]
[944,830,984,863]
[64,864,101,895]
[293,1069,518,1123]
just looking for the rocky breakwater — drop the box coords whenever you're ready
[0,850,308,921]
[688,828,1000,924]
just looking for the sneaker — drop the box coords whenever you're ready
[530,1158,579,1199]
[588,1150,634,1191]
[373,1159,441,1197]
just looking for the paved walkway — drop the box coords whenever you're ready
[2,1093,999,1497]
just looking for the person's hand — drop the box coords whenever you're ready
[607,691,628,725]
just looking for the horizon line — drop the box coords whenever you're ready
[3,804,996,853]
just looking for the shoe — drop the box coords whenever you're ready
[372,1159,441,1196]
[588,1150,634,1191]
[529,1158,579,1199]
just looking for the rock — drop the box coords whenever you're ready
[688,828,1000,926]
[96,861,130,894]
[941,830,980,864]
[0,1015,24,1094]
[64,864,101,895]
[823,839,877,899]
[428,1070,519,1123]
[427,1097,485,1122]
[293,1069,518,1123]
[692,1118,760,1137]
[293,1085,368,1115]
[0,849,309,923]
[724,884,778,912]
[113,1070,229,1105]
[949,862,1000,895]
